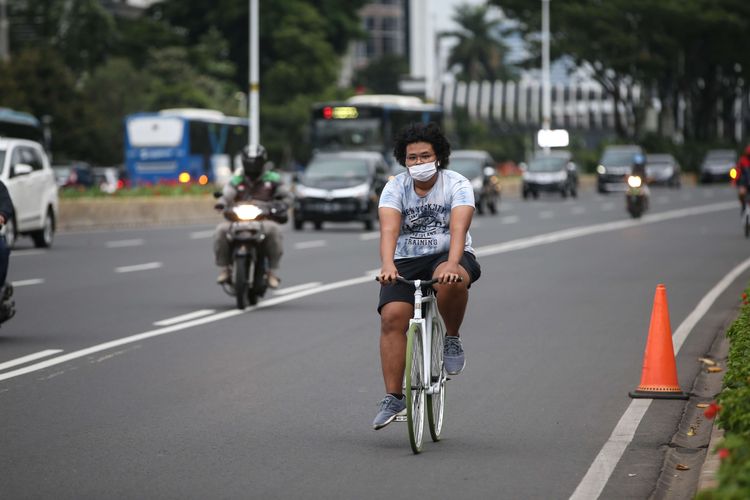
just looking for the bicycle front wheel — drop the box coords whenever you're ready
[405,323,425,454]
[427,316,446,442]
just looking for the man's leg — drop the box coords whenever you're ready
[263,221,283,288]
[213,222,232,282]
[0,237,9,287]
[432,261,470,337]
[373,300,412,429]
[379,301,412,394]
[433,261,471,375]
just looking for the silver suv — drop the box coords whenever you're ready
[0,138,59,248]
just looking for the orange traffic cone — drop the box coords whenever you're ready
[629,284,688,399]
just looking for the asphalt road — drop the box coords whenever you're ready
[1,183,746,499]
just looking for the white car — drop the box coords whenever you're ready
[0,138,59,248]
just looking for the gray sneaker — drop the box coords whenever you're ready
[444,336,465,375]
[372,395,406,430]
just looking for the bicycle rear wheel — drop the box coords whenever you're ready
[405,323,425,454]
[427,313,446,442]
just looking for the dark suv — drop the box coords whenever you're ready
[596,145,643,193]
[293,151,390,231]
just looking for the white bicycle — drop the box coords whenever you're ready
[387,276,449,454]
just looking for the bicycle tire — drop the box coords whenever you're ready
[427,311,446,442]
[405,323,425,454]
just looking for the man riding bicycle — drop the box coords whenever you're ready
[373,122,481,430]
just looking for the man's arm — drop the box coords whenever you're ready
[378,207,401,282]
[435,205,473,283]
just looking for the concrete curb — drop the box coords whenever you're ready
[57,195,218,232]
[652,309,733,498]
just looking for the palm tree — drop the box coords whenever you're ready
[441,3,515,82]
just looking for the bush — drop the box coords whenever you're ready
[59,183,217,199]
[698,288,750,497]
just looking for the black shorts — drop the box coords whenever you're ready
[377,251,481,314]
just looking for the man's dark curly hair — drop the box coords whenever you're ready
[393,122,451,169]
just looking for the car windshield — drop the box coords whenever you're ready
[601,150,639,165]
[305,159,370,180]
[450,158,483,179]
[528,156,566,172]
[705,151,735,161]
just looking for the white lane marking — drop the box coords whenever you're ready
[601,202,615,211]
[0,350,63,372]
[294,240,326,250]
[9,250,46,257]
[476,202,735,258]
[539,210,555,219]
[153,309,216,326]
[570,254,750,500]
[105,239,144,248]
[501,215,519,224]
[364,268,380,277]
[11,279,44,287]
[571,206,586,215]
[273,282,322,296]
[359,232,380,241]
[190,230,215,239]
[0,201,737,384]
[115,262,163,273]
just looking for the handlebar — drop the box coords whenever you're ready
[375,276,461,287]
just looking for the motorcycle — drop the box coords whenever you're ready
[218,199,288,309]
[625,174,649,218]
[0,282,15,327]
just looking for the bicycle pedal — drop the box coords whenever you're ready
[394,415,407,422]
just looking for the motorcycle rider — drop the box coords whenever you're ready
[735,145,750,213]
[213,144,291,288]
[630,153,650,192]
[0,180,15,324]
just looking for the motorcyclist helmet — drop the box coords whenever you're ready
[241,144,267,180]
[632,153,646,167]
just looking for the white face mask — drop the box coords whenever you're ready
[408,161,437,182]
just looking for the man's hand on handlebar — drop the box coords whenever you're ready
[377,264,399,284]
[435,262,464,285]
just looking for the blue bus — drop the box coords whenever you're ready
[310,94,443,166]
[0,107,45,146]
[124,108,249,185]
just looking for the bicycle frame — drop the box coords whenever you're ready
[408,280,445,396]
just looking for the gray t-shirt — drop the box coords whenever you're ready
[379,169,475,259]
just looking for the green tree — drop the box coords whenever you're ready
[353,54,409,94]
[8,0,116,75]
[493,0,750,142]
[442,4,516,82]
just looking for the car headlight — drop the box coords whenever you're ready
[597,165,606,175]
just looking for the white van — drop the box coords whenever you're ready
[0,138,59,248]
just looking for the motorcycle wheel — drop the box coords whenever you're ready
[235,258,249,309]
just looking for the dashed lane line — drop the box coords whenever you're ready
[115,262,163,273]
[11,279,44,287]
[153,309,216,326]
[0,350,63,372]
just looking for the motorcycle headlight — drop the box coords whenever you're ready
[627,175,642,188]
[233,204,263,220]
[597,165,606,175]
